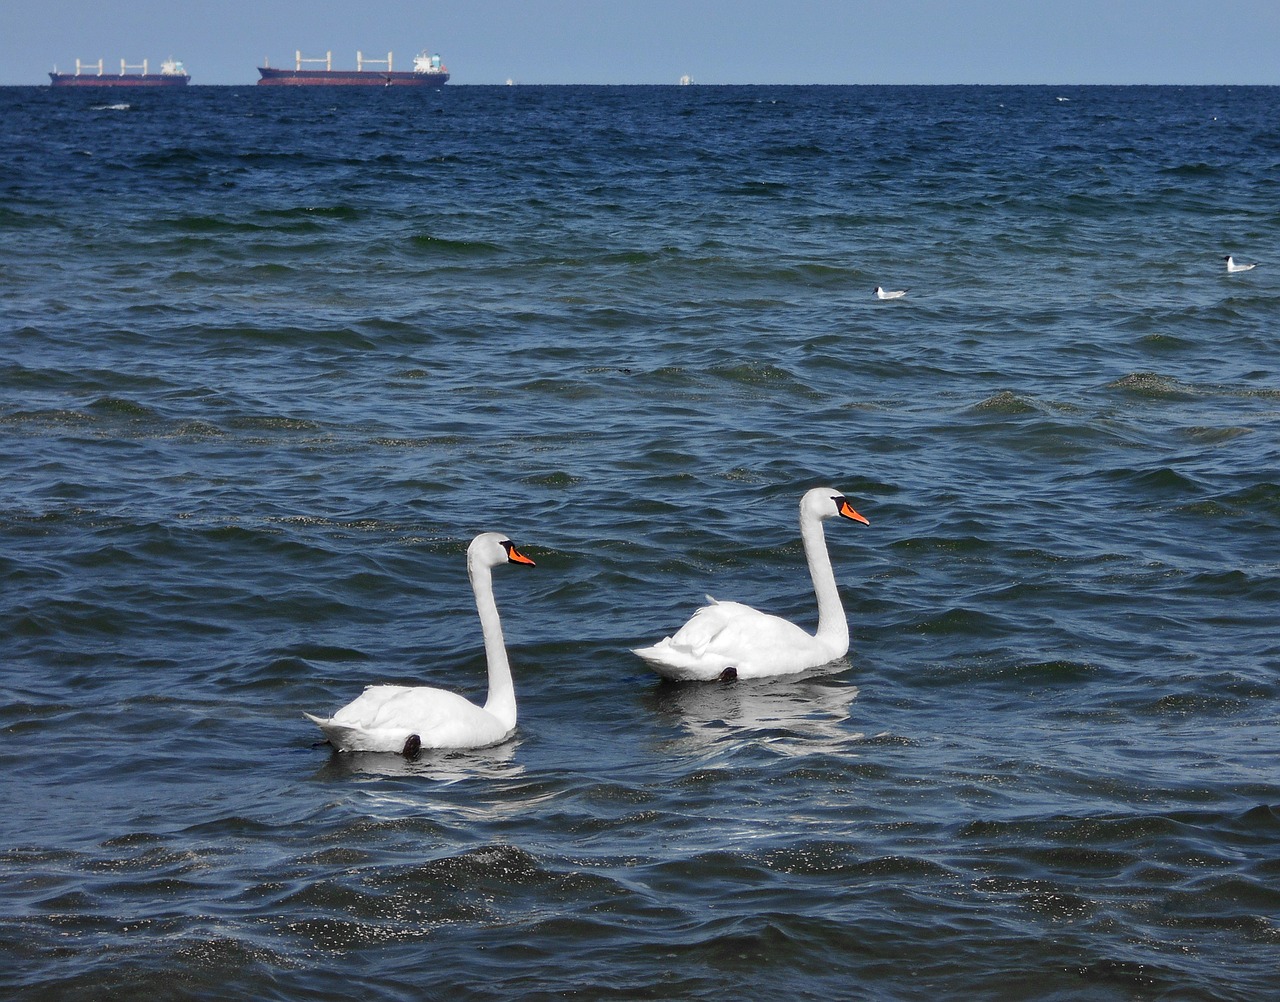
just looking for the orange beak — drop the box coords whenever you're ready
[505,543,536,566]
[838,500,870,525]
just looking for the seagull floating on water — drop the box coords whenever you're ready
[1224,256,1257,273]
[874,286,907,300]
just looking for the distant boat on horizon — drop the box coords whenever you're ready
[49,57,190,87]
[257,50,449,87]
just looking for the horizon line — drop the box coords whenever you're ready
[7,80,1279,88]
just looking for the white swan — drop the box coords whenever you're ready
[875,285,907,300]
[304,532,535,755]
[633,488,869,682]
[1224,255,1257,273]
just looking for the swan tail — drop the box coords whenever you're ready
[632,640,672,662]
[305,711,371,753]
[632,638,734,681]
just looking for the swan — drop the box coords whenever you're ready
[633,488,869,682]
[1224,255,1257,273]
[304,532,535,756]
[875,285,907,300]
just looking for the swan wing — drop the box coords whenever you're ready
[634,597,836,681]
[666,596,758,649]
[306,684,511,751]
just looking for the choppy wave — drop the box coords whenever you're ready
[1,84,1278,1000]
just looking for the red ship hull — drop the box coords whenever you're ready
[257,67,448,87]
[49,73,189,87]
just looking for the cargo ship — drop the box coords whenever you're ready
[49,58,190,87]
[257,50,448,86]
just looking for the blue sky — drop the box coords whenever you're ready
[5,0,1279,86]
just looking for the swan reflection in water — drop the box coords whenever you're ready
[646,664,865,755]
[313,735,523,785]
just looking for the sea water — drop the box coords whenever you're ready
[1,84,1278,999]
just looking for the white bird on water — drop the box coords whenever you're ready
[632,487,870,682]
[1224,256,1257,273]
[305,532,536,756]
[875,285,907,300]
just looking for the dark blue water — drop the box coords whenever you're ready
[2,84,1278,1000]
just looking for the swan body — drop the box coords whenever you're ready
[633,488,869,681]
[1224,255,1256,273]
[305,532,535,754]
[875,285,907,300]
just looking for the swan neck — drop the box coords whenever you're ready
[469,559,516,730]
[801,509,849,654]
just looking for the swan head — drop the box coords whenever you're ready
[801,487,870,525]
[468,531,537,570]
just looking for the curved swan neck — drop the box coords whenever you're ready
[468,557,516,729]
[800,507,849,653]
